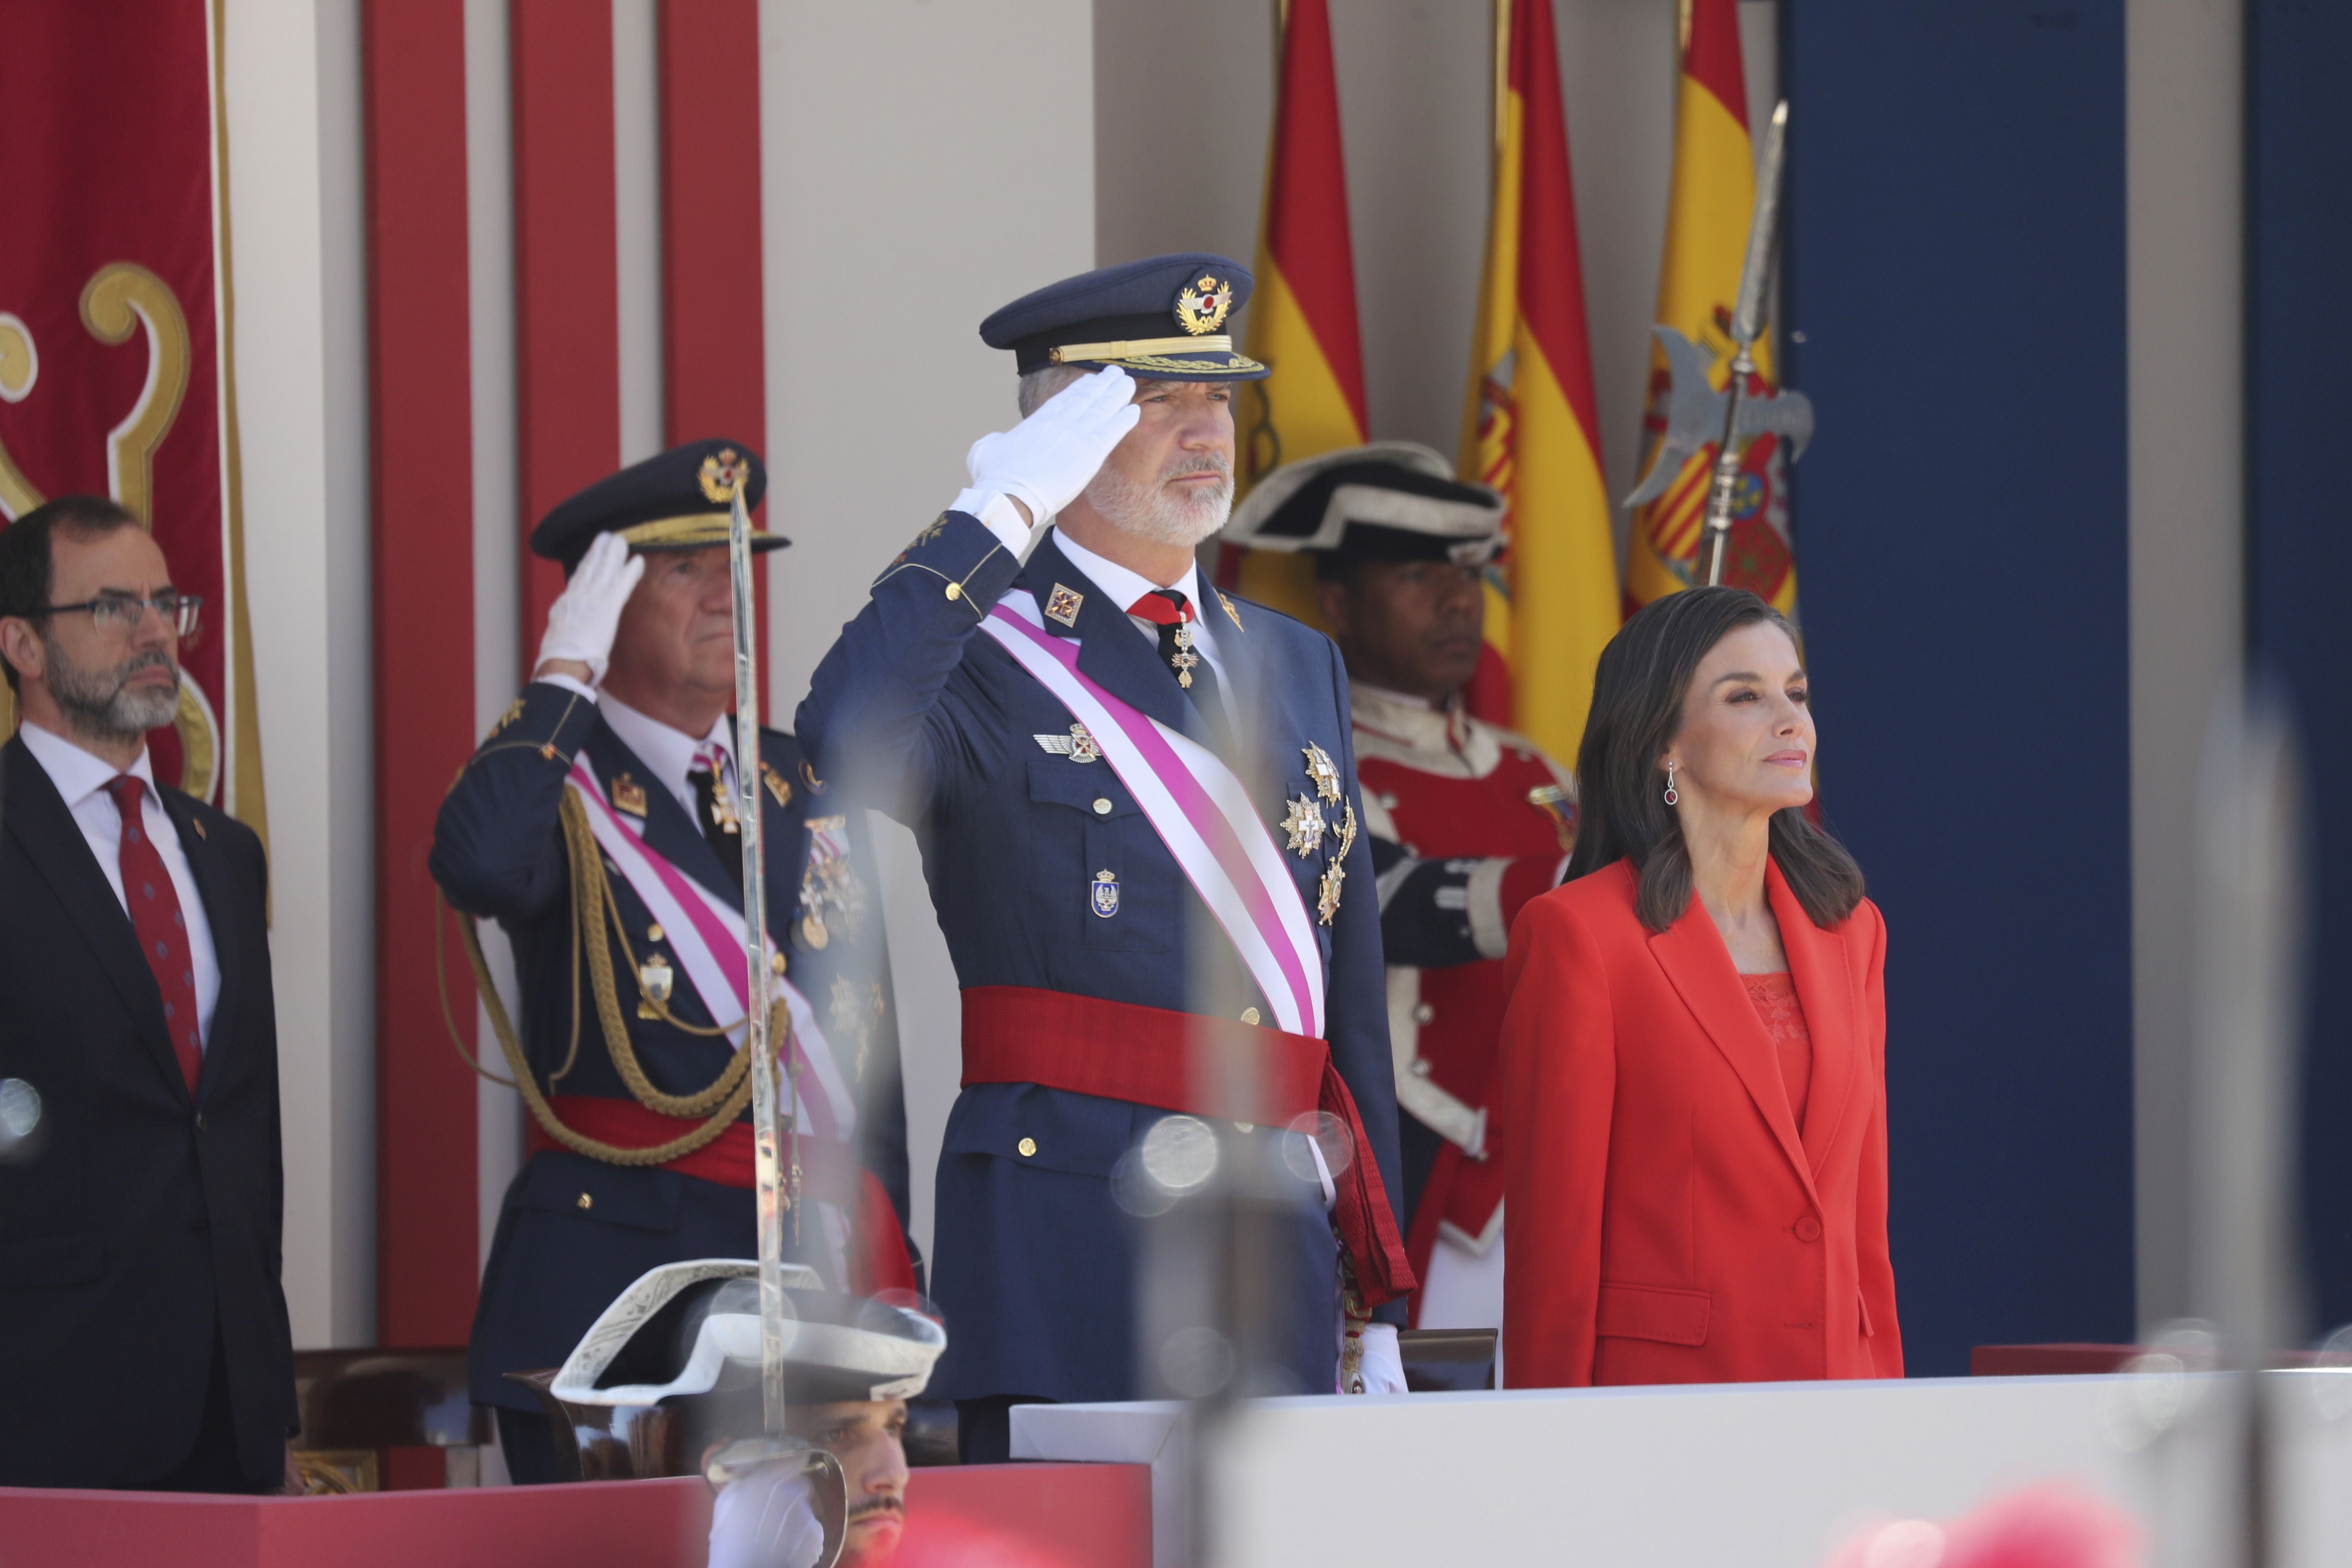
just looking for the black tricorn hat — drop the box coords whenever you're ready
[1223,441,1506,567]
[529,439,782,573]
[551,1261,946,1409]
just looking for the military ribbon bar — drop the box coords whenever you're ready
[564,760,856,1142]
[979,591,1328,1038]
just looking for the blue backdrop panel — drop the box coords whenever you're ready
[2248,0,2352,1336]
[1779,2,2136,1374]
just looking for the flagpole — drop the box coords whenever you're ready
[1696,100,1788,588]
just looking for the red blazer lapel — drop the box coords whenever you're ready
[1770,859,1859,1172]
[1647,888,1819,1205]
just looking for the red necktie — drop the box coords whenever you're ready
[107,776,202,1094]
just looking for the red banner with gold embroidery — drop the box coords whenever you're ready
[0,0,264,836]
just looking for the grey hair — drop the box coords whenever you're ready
[1017,362,1089,419]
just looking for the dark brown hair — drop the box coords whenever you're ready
[1565,585,1865,932]
[0,495,142,693]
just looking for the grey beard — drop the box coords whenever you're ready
[43,637,180,739]
[1084,456,1234,548]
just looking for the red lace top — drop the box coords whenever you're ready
[1741,972,1813,1131]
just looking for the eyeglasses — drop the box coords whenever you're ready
[40,592,203,639]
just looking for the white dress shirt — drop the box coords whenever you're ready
[18,720,222,1049]
[1047,527,1229,691]
[595,689,737,824]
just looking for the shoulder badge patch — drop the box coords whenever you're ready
[1044,583,1084,627]
[609,773,649,816]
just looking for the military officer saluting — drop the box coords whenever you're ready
[432,442,914,1483]
[797,254,1417,1459]
[1227,444,1575,1341]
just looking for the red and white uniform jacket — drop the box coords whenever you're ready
[1353,685,1573,1330]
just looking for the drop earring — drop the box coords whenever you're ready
[1663,763,1679,807]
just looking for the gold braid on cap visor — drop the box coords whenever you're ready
[1049,334,1267,375]
[615,512,782,549]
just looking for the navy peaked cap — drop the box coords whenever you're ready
[979,253,1269,381]
[530,438,781,572]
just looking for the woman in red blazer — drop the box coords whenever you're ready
[1500,587,1900,1387]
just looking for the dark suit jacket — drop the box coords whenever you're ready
[430,685,913,1412]
[0,734,296,1487]
[796,520,1406,1404]
[1500,858,1902,1388]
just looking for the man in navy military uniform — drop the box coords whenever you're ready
[797,254,1415,1461]
[432,441,913,1482]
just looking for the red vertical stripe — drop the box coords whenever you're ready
[511,0,621,665]
[1511,0,1604,447]
[658,0,768,703]
[1262,0,1367,436]
[362,0,479,1347]
[1684,0,1750,128]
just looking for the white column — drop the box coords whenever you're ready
[758,0,1095,1263]
[2127,0,2245,1331]
[464,0,527,1274]
[224,0,375,1348]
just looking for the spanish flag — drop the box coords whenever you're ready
[1233,0,1365,624]
[1459,0,1618,760]
[1624,0,1796,613]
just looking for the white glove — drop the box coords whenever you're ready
[1357,1322,1407,1395]
[963,366,1140,527]
[535,530,644,686]
[707,1462,824,1568]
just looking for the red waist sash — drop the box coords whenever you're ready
[959,985,1416,1307]
[527,1096,915,1295]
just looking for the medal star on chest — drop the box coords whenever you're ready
[1281,794,1326,858]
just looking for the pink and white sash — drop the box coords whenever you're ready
[979,591,1328,1039]
[564,759,855,1142]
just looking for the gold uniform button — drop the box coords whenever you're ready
[945,582,963,600]
[770,951,788,974]
[1017,1137,1038,1158]
[646,923,664,942]
[576,1192,594,1210]
[1092,798,1112,815]
[1240,1007,1261,1026]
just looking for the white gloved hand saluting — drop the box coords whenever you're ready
[962,365,1141,528]
[707,1461,825,1568]
[534,530,643,687]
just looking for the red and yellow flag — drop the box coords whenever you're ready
[1459,0,1619,759]
[1232,0,1365,624]
[1624,0,1796,613]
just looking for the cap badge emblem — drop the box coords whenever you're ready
[1044,583,1084,626]
[1092,869,1121,919]
[698,447,750,504]
[1281,795,1326,858]
[1173,276,1233,336]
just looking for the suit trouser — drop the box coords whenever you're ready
[138,1332,278,1494]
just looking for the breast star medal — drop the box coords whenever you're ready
[797,814,866,951]
[1281,795,1326,858]
[1316,861,1346,926]
[1302,742,1342,804]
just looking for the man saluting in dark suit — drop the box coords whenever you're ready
[0,495,296,1492]
[432,443,915,1483]
[799,255,1417,1462]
